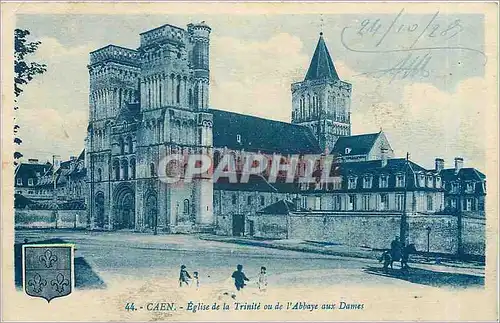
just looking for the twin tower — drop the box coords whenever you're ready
[86,22,214,232]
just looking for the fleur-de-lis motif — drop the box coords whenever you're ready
[51,273,69,294]
[39,249,58,268]
[28,273,47,293]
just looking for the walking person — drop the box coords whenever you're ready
[258,266,268,292]
[192,271,200,290]
[231,264,250,291]
[179,265,191,287]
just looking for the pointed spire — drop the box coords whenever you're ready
[304,32,340,81]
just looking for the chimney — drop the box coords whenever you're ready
[381,147,388,167]
[435,158,444,172]
[454,157,464,173]
[28,158,39,164]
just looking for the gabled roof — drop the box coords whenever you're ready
[331,132,380,156]
[14,162,51,186]
[210,109,321,154]
[304,33,340,81]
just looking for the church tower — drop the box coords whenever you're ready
[291,33,352,153]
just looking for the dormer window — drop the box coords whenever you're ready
[435,176,441,188]
[426,175,433,188]
[348,177,357,189]
[363,176,373,189]
[332,177,342,190]
[16,178,22,186]
[236,134,241,143]
[345,147,351,155]
[28,178,34,186]
[396,174,405,188]
[418,174,425,186]
[379,175,388,188]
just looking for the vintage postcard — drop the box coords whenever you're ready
[1,2,498,321]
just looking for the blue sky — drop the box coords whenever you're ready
[15,12,488,171]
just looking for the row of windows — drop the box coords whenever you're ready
[117,136,134,155]
[352,175,401,189]
[345,174,442,190]
[306,193,435,212]
[143,75,200,108]
[447,181,477,193]
[96,161,158,182]
[295,94,348,121]
[16,178,34,186]
[446,197,484,211]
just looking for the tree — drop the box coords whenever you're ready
[14,29,47,165]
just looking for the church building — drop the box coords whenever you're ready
[85,21,442,235]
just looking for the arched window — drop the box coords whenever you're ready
[130,159,136,179]
[119,137,125,155]
[183,199,190,214]
[122,159,129,180]
[113,159,120,180]
[150,162,156,177]
[176,78,181,104]
[188,89,193,106]
[127,136,133,154]
[97,168,102,182]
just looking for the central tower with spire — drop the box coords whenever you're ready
[291,32,352,153]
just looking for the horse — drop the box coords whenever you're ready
[379,244,417,273]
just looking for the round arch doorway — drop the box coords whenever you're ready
[114,184,135,230]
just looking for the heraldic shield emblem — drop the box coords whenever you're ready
[23,244,74,302]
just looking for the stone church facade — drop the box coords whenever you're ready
[86,22,213,232]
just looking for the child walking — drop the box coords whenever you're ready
[258,266,268,292]
[192,271,200,290]
[231,264,249,291]
[179,265,191,287]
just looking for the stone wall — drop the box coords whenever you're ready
[251,212,485,256]
[15,209,88,229]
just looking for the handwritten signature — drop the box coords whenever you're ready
[356,53,432,83]
[341,9,487,82]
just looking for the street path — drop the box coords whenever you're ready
[15,230,484,290]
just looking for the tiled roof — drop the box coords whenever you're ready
[440,168,486,182]
[331,132,380,156]
[336,158,428,176]
[257,199,309,215]
[214,173,278,192]
[440,167,486,195]
[14,162,51,187]
[210,109,321,154]
[304,33,340,81]
[296,158,441,193]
